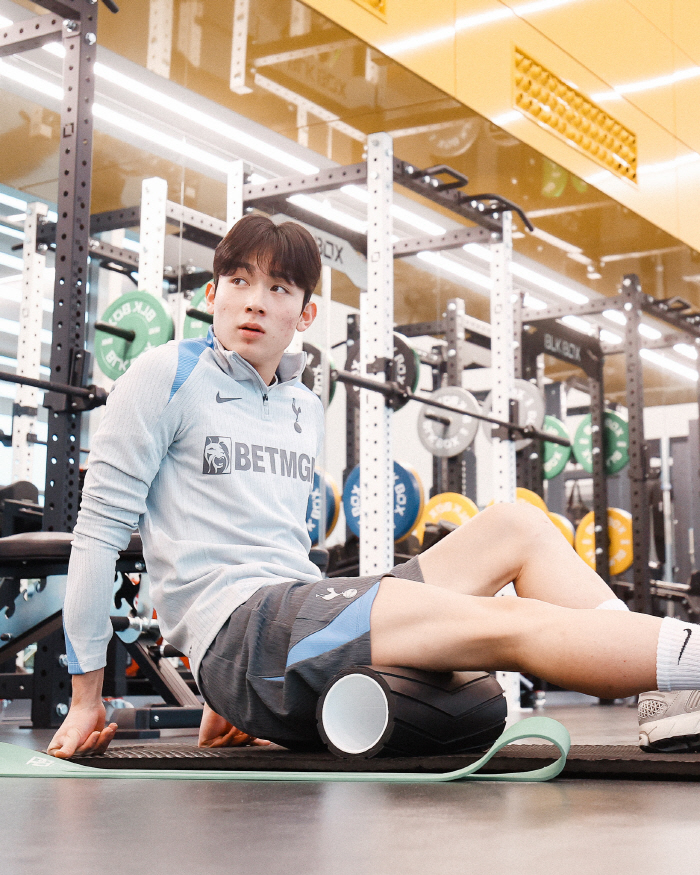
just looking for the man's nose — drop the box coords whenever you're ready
[244,285,266,312]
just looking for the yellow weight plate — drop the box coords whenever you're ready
[489,488,548,513]
[575,508,633,576]
[516,487,548,513]
[546,512,575,546]
[414,492,479,542]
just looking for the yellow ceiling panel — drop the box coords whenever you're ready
[673,73,700,156]
[624,0,673,38]
[671,0,700,68]
[505,0,677,134]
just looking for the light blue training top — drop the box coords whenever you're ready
[63,328,324,684]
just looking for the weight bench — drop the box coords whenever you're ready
[0,530,201,732]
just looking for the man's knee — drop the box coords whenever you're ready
[477,501,551,549]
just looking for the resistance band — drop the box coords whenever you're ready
[0,716,569,783]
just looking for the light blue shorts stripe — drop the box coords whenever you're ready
[285,580,381,668]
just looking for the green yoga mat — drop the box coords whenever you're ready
[0,716,570,783]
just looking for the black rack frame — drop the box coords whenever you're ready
[521,274,700,613]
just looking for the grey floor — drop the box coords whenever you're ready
[1,693,698,875]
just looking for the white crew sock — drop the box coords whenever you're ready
[656,616,700,691]
[596,598,629,611]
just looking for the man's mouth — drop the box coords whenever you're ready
[239,323,265,334]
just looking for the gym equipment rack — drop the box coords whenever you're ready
[520,277,700,613]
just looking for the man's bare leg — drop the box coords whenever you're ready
[370,579,659,699]
[416,502,616,609]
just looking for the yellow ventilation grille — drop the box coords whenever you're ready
[350,0,387,19]
[514,48,637,183]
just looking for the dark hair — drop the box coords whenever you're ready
[213,215,321,309]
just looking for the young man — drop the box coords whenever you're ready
[48,215,700,759]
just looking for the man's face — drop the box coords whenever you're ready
[205,262,316,384]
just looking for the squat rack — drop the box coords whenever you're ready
[520,277,700,614]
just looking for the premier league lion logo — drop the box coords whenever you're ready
[202,436,232,474]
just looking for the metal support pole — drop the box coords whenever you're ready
[137,177,168,298]
[230,0,253,94]
[13,202,47,483]
[360,133,393,575]
[43,6,98,534]
[490,212,516,505]
[445,298,470,495]
[490,212,519,713]
[227,160,244,229]
[589,362,610,584]
[344,313,361,511]
[318,264,332,546]
[622,274,651,613]
[660,434,676,582]
[147,0,173,78]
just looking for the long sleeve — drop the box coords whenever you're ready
[63,346,180,673]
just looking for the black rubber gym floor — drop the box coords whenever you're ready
[3,694,700,875]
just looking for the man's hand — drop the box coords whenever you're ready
[47,702,117,759]
[198,702,269,748]
[47,668,117,759]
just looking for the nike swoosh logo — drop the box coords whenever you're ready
[678,628,693,664]
[216,392,242,403]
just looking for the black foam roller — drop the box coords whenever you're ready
[316,666,507,758]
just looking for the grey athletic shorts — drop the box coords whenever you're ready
[198,556,424,749]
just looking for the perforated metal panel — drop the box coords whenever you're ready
[227,160,244,229]
[147,0,173,79]
[137,177,168,298]
[489,211,516,505]
[13,202,46,482]
[43,6,97,533]
[230,0,253,95]
[360,134,393,575]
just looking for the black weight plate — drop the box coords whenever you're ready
[345,334,419,412]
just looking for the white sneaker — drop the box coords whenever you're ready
[638,690,700,752]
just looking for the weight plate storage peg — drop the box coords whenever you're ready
[417,387,481,458]
[182,285,210,340]
[481,379,546,451]
[572,412,629,475]
[542,415,572,479]
[306,470,341,546]
[575,508,633,576]
[345,334,420,412]
[302,343,336,407]
[95,290,174,381]
[343,462,424,542]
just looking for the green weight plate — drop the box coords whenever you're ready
[572,412,629,475]
[183,285,211,340]
[542,415,571,480]
[95,290,174,381]
[603,411,630,475]
[302,342,336,407]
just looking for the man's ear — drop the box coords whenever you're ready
[296,300,317,333]
[205,281,216,314]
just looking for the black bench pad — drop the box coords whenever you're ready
[0,531,143,566]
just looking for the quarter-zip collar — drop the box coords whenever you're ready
[209,328,306,392]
